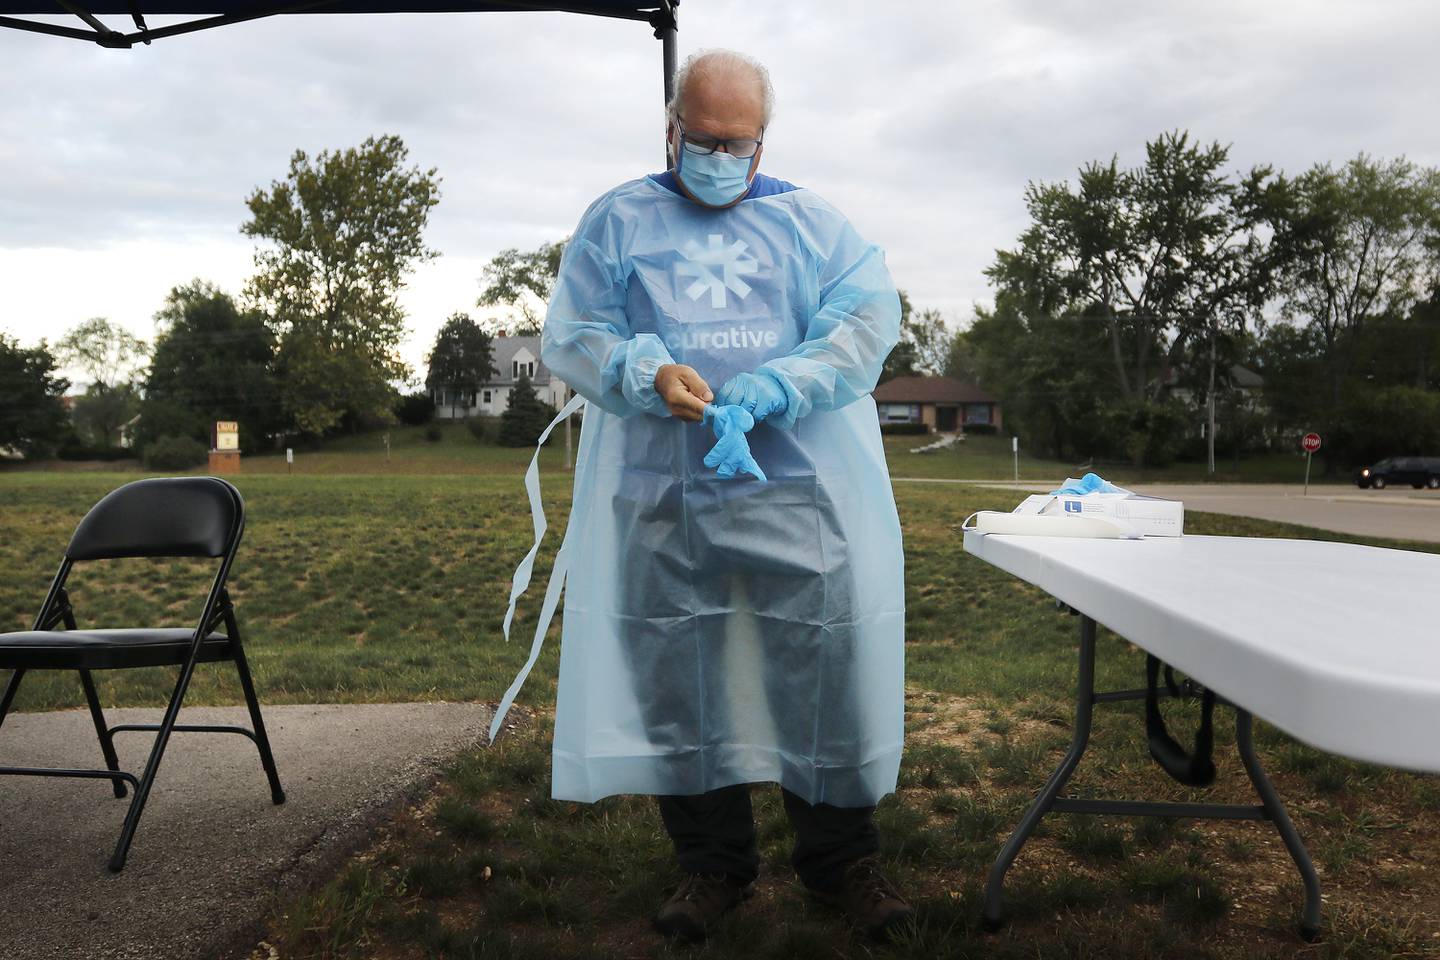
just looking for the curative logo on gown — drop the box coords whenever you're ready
[677,233,759,308]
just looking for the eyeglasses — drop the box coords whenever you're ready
[676,123,764,159]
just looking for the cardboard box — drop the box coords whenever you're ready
[1014,492,1184,537]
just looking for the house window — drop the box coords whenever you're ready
[511,360,535,380]
[483,390,492,404]
[882,403,914,422]
[965,403,991,425]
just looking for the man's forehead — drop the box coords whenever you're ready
[679,71,765,134]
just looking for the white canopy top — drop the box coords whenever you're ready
[962,531,1440,774]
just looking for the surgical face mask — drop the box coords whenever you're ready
[674,146,753,207]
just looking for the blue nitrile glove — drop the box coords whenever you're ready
[1050,472,1124,495]
[714,372,789,423]
[702,404,768,482]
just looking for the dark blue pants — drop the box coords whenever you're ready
[657,783,878,891]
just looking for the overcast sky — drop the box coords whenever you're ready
[3,0,1438,387]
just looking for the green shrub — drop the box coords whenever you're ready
[1109,399,1189,468]
[394,391,436,426]
[423,425,443,443]
[964,423,999,436]
[466,418,489,443]
[498,374,557,447]
[880,422,929,436]
[143,435,207,471]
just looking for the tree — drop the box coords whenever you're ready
[1170,164,1293,474]
[497,372,557,447]
[1253,320,1327,440]
[70,384,142,448]
[880,291,918,383]
[1277,155,1440,469]
[0,334,70,457]
[242,134,442,435]
[967,289,1124,462]
[54,316,148,388]
[55,317,148,448]
[909,308,953,376]
[881,291,957,383]
[425,312,497,418]
[991,132,1275,403]
[138,279,279,452]
[943,327,982,384]
[476,240,566,335]
[987,131,1290,470]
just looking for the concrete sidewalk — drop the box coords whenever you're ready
[0,701,493,960]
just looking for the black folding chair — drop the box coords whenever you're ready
[0,476,284,872]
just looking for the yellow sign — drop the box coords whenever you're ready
[215,421,239,451]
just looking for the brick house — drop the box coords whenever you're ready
[871,375,1002,433]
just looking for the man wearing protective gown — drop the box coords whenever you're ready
[535,49,911,940]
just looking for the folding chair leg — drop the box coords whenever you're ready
[107,659,199,873]
[79,670,128,799]
[0,669,23,731]
[232,644,285,805]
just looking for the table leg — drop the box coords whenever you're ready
[1235,708,1323,941]
[980,614,1323,941]
[982,614,1097,930]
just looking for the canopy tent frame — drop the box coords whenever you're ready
[0,0,678,157]
[0,0,676,102]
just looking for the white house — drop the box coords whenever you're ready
[432,335,571,418]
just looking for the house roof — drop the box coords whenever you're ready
[1159,362,1265,389]
[1231,364,1265,388]
[872,376,997,404]
[489,335,552,386]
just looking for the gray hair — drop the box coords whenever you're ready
[665,48,775,129]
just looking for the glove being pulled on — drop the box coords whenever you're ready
[714,372,788,423]
[702,404,767,482]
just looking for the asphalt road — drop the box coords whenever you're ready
[0,701,493,960]
[893,478,1440,544]
[1123,483,1440,544]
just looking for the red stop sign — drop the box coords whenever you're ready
[1302,432,1322,453]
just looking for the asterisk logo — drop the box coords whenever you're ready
[677,234,758,308]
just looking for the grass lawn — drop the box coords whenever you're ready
[8,418,1353,485]
[0,456,1434,958]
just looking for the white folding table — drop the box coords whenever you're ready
[962,530,1440,940]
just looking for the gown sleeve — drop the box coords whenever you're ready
[540,194,676,418]
[755,197,902,430]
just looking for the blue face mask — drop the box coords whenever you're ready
[675,147,753,207]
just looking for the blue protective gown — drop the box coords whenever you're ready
[538,172,905,807]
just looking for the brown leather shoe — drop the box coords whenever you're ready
[653,872,755,942]
[813,857,915,940]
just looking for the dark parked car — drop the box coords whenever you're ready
[1355,456,1440,489]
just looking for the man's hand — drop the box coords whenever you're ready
[655,363,713,421]
[715,372,788,423]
